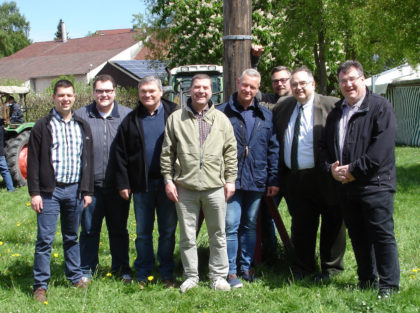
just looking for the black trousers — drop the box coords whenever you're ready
[284,168,346,276]
[340,189,400,290]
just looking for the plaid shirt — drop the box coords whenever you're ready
[189,104,211,147]
[50,109,83,184]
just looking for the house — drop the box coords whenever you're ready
[366,64,420,146]
[0,25,157,92]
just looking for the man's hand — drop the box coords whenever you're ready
[119,189,131,200]
[337,164,356,184]
[224,182,235,201]
[83,195,92,208]
[266,186,279,197]
[331,161,356,184]
[251,44,264,57]
[165,181,178,203]
[31,195,43,213]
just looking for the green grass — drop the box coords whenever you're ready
[0,146,419,312]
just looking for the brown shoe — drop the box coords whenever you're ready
[33,287,47,302]
[73,278,88,289]
[163,279,176,289]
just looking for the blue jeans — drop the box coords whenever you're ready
[79,187,130,277]
[0,156,14,191]
[226,190,263,275]
[132,185,177,281]
[33,183,83,290]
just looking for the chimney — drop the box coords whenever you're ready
[61,20,67,42]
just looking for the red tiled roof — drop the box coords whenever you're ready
[0,32,140,80]
[95,29,132,35]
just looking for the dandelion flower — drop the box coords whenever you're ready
[147,276,154,282]
[106,272,112,277]
[410,274,415,279]
[7,248,10,253]
[53,253,59,258]
[26,202,31,206]
[43,301,48,305]
[0,241,3,246]
[99,242,103,246]
[16,222,21,227]
[412,268,418,273]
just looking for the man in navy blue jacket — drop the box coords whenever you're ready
[218,68,279,288]
[319,60,399,296]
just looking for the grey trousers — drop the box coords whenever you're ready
[176,185,229,280]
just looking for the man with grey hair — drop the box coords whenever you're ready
[75,74,132,283]
[274,66,346,281]
[218,68,279,287]
[114,76,178,288]
[319,60,399,296]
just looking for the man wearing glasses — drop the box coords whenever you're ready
[259,66,293,111]
[319,61,399,296]
[75,74,132,283]
[273,66,346,281]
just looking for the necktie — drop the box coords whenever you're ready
[291,105,303,171]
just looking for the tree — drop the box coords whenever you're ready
[0,1,31,57]
[136,0,419,94]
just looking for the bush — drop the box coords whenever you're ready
[23,86,138,122]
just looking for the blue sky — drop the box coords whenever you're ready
[8,0,146,42]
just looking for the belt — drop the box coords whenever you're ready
[287,167,315,176]
[55,181,77,187]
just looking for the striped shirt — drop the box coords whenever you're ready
[50,109,83,184]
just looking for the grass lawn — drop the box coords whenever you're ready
[0,146,419,312]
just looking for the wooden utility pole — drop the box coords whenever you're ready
[223,0,252,102]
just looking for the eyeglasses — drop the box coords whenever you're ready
[291,81,312,88]
[95,89,114,95]
[339,76,362,85]
[272,78,290,84]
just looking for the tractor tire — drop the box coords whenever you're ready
[5,130,30,187]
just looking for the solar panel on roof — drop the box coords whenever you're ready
[113,60,167,79]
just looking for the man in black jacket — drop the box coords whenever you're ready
[319,60,400,296]
[28,80,94,302]
[114,76,178,288]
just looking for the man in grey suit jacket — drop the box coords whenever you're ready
[273,66,346,281]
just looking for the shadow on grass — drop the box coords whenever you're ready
[396,164,420,191]
[0,259,71,295]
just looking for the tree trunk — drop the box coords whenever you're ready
[223,0,252,102]
[314,30,327,95]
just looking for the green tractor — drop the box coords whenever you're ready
[164,64,224,106]
[1,86,34,187]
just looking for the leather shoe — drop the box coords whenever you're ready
[73,278,88,289]
[33,287,47,302]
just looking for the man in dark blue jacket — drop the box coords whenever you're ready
[218,69,279,288]
[319,60,399,296]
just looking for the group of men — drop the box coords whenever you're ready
[27,59,400,302]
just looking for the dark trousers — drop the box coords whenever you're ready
[340,190,400,290]
[79,186,131,276]
[284,169,346,276]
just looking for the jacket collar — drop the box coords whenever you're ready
[87,101,120,118]
[228,92,265,119]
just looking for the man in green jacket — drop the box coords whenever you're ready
[161,74,237,293]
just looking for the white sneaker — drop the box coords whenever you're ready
[211,277,231,291]
[180,277,199,293]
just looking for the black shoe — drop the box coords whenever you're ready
[378,288,398,299]
[313,273,332,283]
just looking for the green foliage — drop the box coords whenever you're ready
[54,19,69,41]
[23,84,138,122]
[0,147,419,312]
[138,0,419,95]
[0,1,31,57]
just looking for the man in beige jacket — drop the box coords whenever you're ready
[161,74,237,293]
